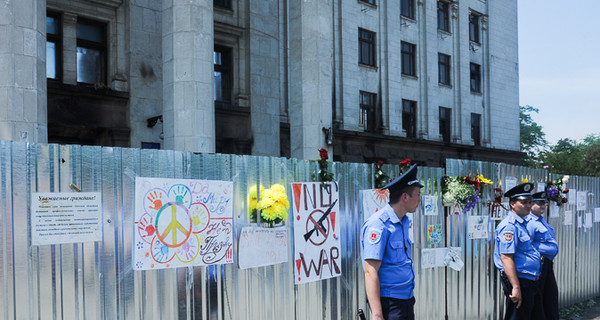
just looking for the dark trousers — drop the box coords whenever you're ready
[380,296,415,320]
[538,259,559,320]
[501,277,544,320]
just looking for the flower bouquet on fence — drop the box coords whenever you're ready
[248,184,290,227]
[546,175,569,206]
[316,148,335,188]
[374,160,390,189]
[442,173,493,213]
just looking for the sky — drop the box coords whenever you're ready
[518,1,600,145]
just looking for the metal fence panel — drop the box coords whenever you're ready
[2,143,600,320]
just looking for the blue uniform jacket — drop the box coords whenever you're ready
[526,214,559,261]
[361,204,414,299]
[494,211,541,280]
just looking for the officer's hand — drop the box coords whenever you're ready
[509,287,522,308]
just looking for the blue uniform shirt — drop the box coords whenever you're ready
[494,211,541,280]
[526,214,559,261]
[361,204,414,299]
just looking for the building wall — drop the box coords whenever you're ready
[7,0,522,163]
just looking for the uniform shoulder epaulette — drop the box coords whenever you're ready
[379,211,391,222]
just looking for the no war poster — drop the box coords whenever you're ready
[292,182,342,284]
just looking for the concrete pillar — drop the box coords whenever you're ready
[62,13,77,85]
[162,0,215,152]
[0,0,47,143]
[249,0,280,156]
[288,0,333,160]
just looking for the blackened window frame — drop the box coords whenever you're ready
[470,62,481,93]
[401,0,415,20]
[214,45,233,104]
[358,28,376,67]
[214,0,231,9]
[359,91,378,132]
[471,113,481,146]
[438,53,451,85]
[437,1,450,32]
[439,107,451,143]
[402,99,417,138]
[401,41,416,76]
[469,13,480,43]
[76,18,107,85]
[46,12,62,81]
[359,0,376,6]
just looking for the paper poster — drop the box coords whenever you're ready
[595,208,600,223]
[536,182,546,192]
[577,191,587,211]
[360,188,389,221]
[421,247,463,271]
[31,192,102,245]
[423,195,439,216]
[427,224,443,245]
[564,210,573,226]
[292,182,341,284]
[549,203,560,218]
[504,177,517,193]
[490,203,508,221]
[133,177,233,271]
[467,215,489,239]
[584,212,593,229]
[577,214,583,229]
[568,189,577,202]
[238,226,288,269]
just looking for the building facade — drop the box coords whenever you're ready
[0,0,523,165]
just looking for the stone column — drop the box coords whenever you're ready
[62,13,78,85]
[481,15,491,147]
[288,0,333,160]
[249,0,280,156]
[0,0,47,142]
[450,3,462,143]
[162,0,215,152]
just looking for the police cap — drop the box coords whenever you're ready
[382,164,424,193]
[532,191,548,203]
[504,182,534,201]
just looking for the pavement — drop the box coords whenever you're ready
[562,297,600,320]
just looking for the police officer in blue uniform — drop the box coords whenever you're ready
[361,165,424,320]
[494,182,543,320]
[527,191,559,320]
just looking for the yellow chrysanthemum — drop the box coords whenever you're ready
[261,206,279,221]
[248,198,257,214]
[522,178,529,183]
[478,175,493,185]
[257,189,276,209]
[248,185,264,199]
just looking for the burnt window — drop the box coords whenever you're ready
[439,107,451,143]
[46,13,61,80]
[402,99,417,138]
[359,28,376,67]
[359,91,377,132]
[76,19,106,84]
[471,113,481,146]
[401,41,416,76]
[438,53,451,85]
[470,62,481,93]
[469,13,480,43]
[214,46,232,103]
[401,0,415,20]
[214,0,231,9]
[437,1,450,32]
[360,0,376,5]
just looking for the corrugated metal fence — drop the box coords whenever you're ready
[1,142,599,319]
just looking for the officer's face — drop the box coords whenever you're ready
[511,199,532,217]
[406,187,421,213]
[531,201,547,217]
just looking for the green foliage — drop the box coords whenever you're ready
[520,105,548,166]
[540,135,600,177]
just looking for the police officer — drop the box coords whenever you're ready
[494,182,543,320]
[361,165,424,320]
[527,191,559,320]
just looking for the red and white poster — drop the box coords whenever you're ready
[292,182,341,284]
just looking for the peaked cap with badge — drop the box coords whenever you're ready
[532,191,548,202]
[381,164,424,193]
[504,182,534,201]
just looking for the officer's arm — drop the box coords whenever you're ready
[500,253,522,308]
[364,259,384,320]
